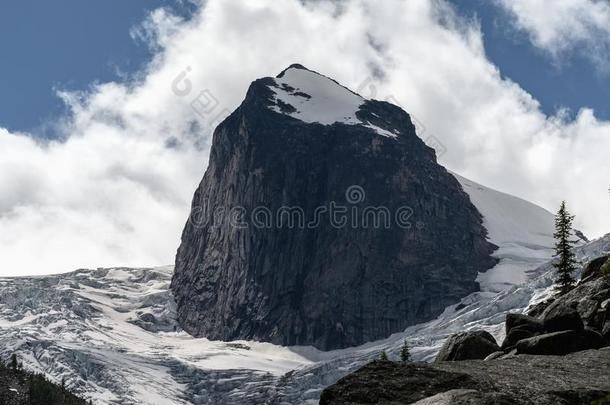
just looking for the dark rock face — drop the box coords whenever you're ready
[320,348,610,405]
[171,65,498,350]
[435,331,500,362]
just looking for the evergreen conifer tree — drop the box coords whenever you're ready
[553,201,578,295]
[399,339,411,362]
[379,350,388,361]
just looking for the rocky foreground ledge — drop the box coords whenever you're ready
[320,347,610,404]
[321,255,610,405]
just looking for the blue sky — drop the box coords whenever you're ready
[449,0,610,121]
[1,0,608,137]
[0,0,195,135]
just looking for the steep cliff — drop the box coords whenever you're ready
[170,64,498,350]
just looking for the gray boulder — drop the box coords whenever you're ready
[527,299,554,318]
[581,254,610,280]
[501,326,537,350]
[542,303,584,333]
[577,298,600,325]
[502,313,544,349]
[515,330,598,355]
[435,331,500,362]
[505,313,544,333]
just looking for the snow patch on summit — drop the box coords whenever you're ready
[267,65,398,138]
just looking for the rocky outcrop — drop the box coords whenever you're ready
[320,348,610,404]
[497,264,610,355]
[581,254,610,281]
[171,64,498,350]
[435,331,500,362]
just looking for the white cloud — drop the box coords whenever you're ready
[495,0,610,70]
[1,0,609,276]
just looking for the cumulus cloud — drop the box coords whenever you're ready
[1,0,609,276]
[495,0,610,71]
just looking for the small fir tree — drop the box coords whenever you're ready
[399,339,411,362]
[553,201,578,296]
[379,350,388,361]
[10,353,18,370]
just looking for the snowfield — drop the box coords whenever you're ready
[1,176,608,404]
[454,173,558,293]
[268,65,399,138]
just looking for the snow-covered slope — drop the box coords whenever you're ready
[454,174,557,293]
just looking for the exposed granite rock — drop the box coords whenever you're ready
[543,276,610,331]
[505,313,544,333]
[515,330,602,355]
[170,65,498,350]
[319,360,484,405]
[542,302,584,332]
[526,299,554,318]
[582,254,610,281]
[502,326,537,350]
[320,348,610,405]
[435,331,500,362]
[502,314,545,349]
[410,389,517,405]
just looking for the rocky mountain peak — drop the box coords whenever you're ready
[171,65,498,350]
[247,64,414,139]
